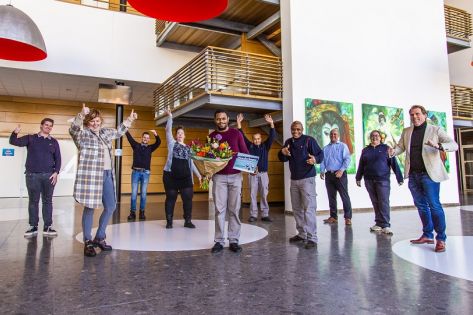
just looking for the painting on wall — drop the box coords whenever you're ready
[362,103,405,171]
[427,110,450,173]
[305,98,356,174]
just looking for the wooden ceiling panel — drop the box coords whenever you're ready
[168,28,234,48]
[220,0,280,25]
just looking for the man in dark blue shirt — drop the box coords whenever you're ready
[278,121,323,249]
[125,130,161,221]
[237,113,276,223]
[10,118,61,238]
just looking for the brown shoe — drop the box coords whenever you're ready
[435,240,446,252]
[323,217,338,224]
[345,218,352,226]
[410,236,434,244]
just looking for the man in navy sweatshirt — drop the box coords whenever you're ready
[236,113,276,223]
[10,119,61,238]
[278,121,324,249]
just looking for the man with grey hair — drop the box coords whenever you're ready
[320,128,353,225]
[278,121,324,249]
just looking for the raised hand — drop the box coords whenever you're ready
[264,114,274,128]
[306,153,316,165]
[281,144,291,156]
[129,109,138,121]
[13,124,21,134]
[236,113,244,129]
[164,108,172,117]
[150,129,158,136]
[81,103,90,116]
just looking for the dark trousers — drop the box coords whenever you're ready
[25,172,55,227]
[365,179,391,228]
[164,187,194,222]
[325,171,352,219]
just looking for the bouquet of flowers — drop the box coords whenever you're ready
[191,134,233,189]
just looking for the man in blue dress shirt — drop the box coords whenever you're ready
[320,128,353,225]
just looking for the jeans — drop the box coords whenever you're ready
[408,172,446,241]
[82,170,116,241]
[325,171,352,219]
[25,172,55,227]
[130,169,150,212]
[290,177,318,242]
[365,179,391,228]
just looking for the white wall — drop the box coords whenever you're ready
[281,0,459,211]
[445,0,473,87]
[0,0,197,83]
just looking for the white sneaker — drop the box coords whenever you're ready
[382,227,393,235]
[370,225,382,232]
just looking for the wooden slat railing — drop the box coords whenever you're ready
[445,5,472,41]
[451,85,473,120]
[154,46,283,116]
[56,0,143,16]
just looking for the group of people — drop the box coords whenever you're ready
[10,104,457,256]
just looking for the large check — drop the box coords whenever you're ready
[232,153,259,173]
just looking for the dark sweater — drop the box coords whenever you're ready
[238,127,275,172]
[209,128,249,175]
[9,132,61,174]
[409,122,427,173]
[355,143,403,183]
[278,135,324,180]
[125,132,161,171]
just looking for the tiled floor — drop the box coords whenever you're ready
[0,194,472,314]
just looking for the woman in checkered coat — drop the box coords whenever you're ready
[70,104,137,257]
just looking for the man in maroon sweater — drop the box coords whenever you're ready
[209,110,249,254]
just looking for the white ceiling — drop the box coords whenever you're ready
[0,67,157,107]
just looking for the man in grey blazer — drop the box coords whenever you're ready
[389,105,458,252]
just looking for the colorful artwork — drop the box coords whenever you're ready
[305,98,356,174]
[427,110,450,173]
[362,103,405,171]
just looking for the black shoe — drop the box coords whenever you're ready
[261,216,273,222]
[24,226,38,238]
[127,211,136,221]
[84,240,96,257]
[43,226,58,237]
[93,238,112,251]
[229,243,242,253]
[184,221,196,228]
[248,216,257,222]
[289,235,306,243]
[211,242,224,253]
[304,240,317,249]
[166,221,173,229]
[139,211,146,221]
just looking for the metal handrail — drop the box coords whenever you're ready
[153,46,283,117]
[56,0,143,16]
[451,84,473,120]
[445,5,472,41]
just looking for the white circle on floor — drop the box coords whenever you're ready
[0,208,66,222]
[75,220,268,252]
[392,236,473,281]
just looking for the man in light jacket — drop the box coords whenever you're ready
[389,105,458,252]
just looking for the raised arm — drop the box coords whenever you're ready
[237,130,249,154]
[69,105,87,148]
[263,114,276,150]
[125,131,139,148]
[9,125,29,147]
[236,113,252,148]
[149,129,161,151]
[164,109,175,148]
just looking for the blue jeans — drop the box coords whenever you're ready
[82,170,116,241]
[130,169,150,212]
[25,172,55,227]
[408,172,446,241]
[365,179,391,228]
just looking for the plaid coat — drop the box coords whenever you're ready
[69,114,130,209]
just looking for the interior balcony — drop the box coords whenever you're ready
[445,5,472,53]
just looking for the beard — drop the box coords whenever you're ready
[217,124,228,131]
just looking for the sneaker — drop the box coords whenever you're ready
[304,240,317,249]
[139,210,146,221]
[229,243,242,253]
[43,226,58,237]
[370,225,382,232]
[184,221,196,228]
[84,240,96,257]
[24,226,38,238]
[93,238,112,251]
[248,216,257,222]
[127,211,136,221]
[382,227,393,235]
[323,217,338,224]
[289,235,306,243]
[211,242,224,254]
[261,216,273,222]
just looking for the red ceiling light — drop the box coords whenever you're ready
[0,5,47,62]
[127,0,228,22]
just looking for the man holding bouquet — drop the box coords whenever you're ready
[210,110,249,254]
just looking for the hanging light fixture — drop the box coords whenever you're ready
[127,0,228,23]
[0,4,47,61]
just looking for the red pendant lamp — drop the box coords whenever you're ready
[127,0,228,22]
[0,5,47,61]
